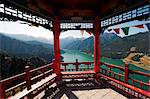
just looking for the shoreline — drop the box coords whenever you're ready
[123,53,150,71]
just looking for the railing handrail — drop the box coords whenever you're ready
[1,61,149,98]
[61,61,94,65]
[30,63,53,73]
[1,63,53,84]
[100,62,150,77]
[0,63,54,98]
[100,62,150,92]
[100,62,124,70]
[0,72,25,84]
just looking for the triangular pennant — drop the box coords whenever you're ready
[86,30,92,35]
[133,24,144,28]
[114,28,120,34]
[145,23,150,31]
[80,30,84,36]
[101,28,105,35]
[107,29,112,32]
[121,27,129,35]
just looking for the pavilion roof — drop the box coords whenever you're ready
[11,0,146,19]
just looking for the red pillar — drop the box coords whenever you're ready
[0,82,4,99]
[53,16,61,81]
[94,16,100,80]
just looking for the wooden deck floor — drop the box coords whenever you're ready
[40,80,127,99]
[61,88,127,99]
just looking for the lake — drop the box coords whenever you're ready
[61,49,149,90]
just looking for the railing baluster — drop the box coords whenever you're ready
[75,59,79,71]
[140,83,143,89]
[25,66,31,90]
[64,65,66,71]
[118,75,121,80]
[132,79,135,85]
[108,67,111,76]
[87,64,89,70]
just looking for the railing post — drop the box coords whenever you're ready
[75,59,79,71]
[0,81,4,99]
[25,66,31,90]
[52,59,61,81]
[124,63,129,83]
[108,67,112,76]
[64,65,66,72]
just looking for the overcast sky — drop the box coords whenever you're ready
[0,20,149,40]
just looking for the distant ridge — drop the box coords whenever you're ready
[64,32,149,59]
[0,33,54,61]
[1,33,52,44]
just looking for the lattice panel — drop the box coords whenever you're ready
[60,22,94,30]
[101,3,149,28]
[0,0,52,30]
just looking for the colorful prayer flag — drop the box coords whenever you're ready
[133,24,144,28]
[86,30,92,35]
[107,29,112,32]
[145,23,150,31]
[114,28,120,34]
[121,27,129,35]
[101,28,105,35]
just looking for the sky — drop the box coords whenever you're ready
[0,20,149,40]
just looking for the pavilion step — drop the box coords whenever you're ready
[61,70,95,79]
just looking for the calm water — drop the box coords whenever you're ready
[61,49,149,90]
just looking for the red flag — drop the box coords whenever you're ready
[134,24,144,28]
[114,28,120,34]
[86,30,92,35]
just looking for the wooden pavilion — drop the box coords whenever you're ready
[0,0,149,98]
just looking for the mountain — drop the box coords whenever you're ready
[0,34,54,61]
[64,33,121,54]
[2,33,52,44]
[60,37,83,48]
[26,40,53,49]
[0,52,49,79]
[101,32,150,58]
[64,32,149,59]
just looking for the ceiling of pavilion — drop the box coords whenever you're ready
[11,0,145,19]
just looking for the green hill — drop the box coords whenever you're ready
[64,32,149,59]
[0,33,54,61]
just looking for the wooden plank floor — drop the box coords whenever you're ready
[50,80,127,99]
[60,88,127,99]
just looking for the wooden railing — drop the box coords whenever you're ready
[0,63,54,98]
[99,62,150,98]
[61,59,94,72]
[0,61,149,98]
[61,61,150,98]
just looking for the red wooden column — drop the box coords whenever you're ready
[0,81,4,99]
[53,16,61,81]
[94,16,100,80]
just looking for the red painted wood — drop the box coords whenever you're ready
[0,81,4,99]
[75,59,79,71]
[61,70,95,75]
[129,70,150,77]
[101,62,124,70]
[124,63,129,83]
[94,16,100,80]
[99,73,150,97]
[25,66,31,90]
[53,16,61,81]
